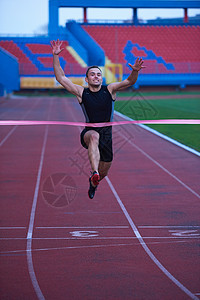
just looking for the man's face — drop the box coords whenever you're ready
[86,68,103,87]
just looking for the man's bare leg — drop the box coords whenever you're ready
[84,130,101,192]
[98,161,112,181]
[83,131,112,199]
[84,130,100,173]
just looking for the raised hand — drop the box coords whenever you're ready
[128,58,145,72]
[50,39,64,55]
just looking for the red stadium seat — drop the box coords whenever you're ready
[82,25,200,73]
[1,25,199,76]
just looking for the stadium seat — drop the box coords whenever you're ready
[82,25,200,74]
[0,25,199,77]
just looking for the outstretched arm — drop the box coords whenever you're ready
[107,58,145,97]
[51,39,83,101]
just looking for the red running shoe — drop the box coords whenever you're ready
[88,171,100,199]
[91,171,100,186]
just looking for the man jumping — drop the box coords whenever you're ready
[51,39,144,199]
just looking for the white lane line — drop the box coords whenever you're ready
[0,239,198,255]
[138,226,200,229]
[114,110,200,157]
[0,227,26,229]
[106,176,198,300]
[117,128,200,200]
[2,225,198,230]
[63,211,121,214]
[26,102,51,300]
[27,239,45,300]
[0,127,18,147]
[27,125,49,240]
[65,236,187,239]
[35,226,129,229]
[0,99,40,147]
[1,236,199,240]
[0,243,135,255]
[26,124,48,300]
[132,141,200,199]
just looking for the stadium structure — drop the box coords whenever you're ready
[0,0,200,95]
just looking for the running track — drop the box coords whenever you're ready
[0,96,200,300]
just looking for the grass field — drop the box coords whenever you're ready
[114,92,200,152]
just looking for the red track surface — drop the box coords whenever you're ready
[0,96,200,300]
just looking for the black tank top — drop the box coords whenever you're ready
[80,85,115,133]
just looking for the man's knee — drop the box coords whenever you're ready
[90,132,99,144]
[84,131,99,147]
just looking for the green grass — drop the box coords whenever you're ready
[117,91,200,97]
[114,96,200,152]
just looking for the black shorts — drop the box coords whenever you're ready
[80,127,113,162]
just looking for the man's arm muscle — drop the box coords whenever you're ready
[108,58,145,97]
[51,40,83,102]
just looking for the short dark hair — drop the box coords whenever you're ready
[86,66,102,77]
